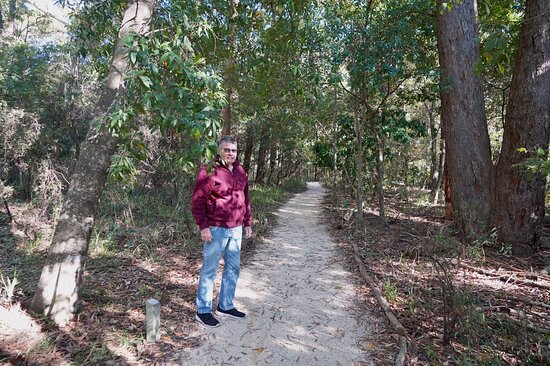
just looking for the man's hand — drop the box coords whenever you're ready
[245,226,253,239]
[200,228,212,242]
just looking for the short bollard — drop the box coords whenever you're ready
[146,298,160,343]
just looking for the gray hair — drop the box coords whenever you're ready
[218,135,238,146]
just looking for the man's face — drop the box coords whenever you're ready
[219,142,238,165]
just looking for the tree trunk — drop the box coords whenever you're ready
[8,0,15,21]
[375,127,386,223]
[425,101,439,198]
[444,150,453,221]
[354,113,364,231]
[436,0,492,238]
[492,0,550,256]
[267,146,277,184]
[332,117,339,187]
[255,138,268,184]
[221,88,232,136]
[433,138,445,204]
[242,124,253,173]
[30,0,154,326]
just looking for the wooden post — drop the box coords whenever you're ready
[146,298,160,342]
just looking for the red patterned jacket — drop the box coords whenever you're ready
[191,159,252,230]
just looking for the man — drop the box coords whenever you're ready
[191,135,253,327]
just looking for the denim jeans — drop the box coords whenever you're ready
[196,226,242,314]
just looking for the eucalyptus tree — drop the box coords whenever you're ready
[31,0,224,325]
[436,0,493,238]
[30,0,155,325]
[492,0,550,255]
[437,0,549,253]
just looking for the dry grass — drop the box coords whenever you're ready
[0,183,301,365]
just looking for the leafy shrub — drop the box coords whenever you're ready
[280,178,307,193]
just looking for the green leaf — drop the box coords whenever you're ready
[183,36,192,52]
[139,75,152,88]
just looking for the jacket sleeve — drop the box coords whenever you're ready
[191,166,212,230]
[243,178,252,227]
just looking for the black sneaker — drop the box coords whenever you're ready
[195,313,220,327]
[216,306,246,319]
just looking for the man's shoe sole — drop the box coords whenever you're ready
[215,310,246,319]
[195,314,220,327]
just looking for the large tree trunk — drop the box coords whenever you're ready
[30,0,154,326]
[436,0,492,238]
[492,0,550,256]
[444,152,453,221]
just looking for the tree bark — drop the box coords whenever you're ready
[242,124,253,173]
[436,0,492,238]
[30,0,154,326]
[375,126,386,223]
[425,101,439,199]
[255,137,268,184]
[266,146,277,184]
[492,0,550,256]
[434,137,445,204]
[8,0,15,21]
[444,149,453,221]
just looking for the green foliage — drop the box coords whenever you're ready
[249,184,285,206]
[383,278,398,303]
[476,0,523,77]
[516,146,550,179]
[0,270,19,303]
[280,178,307,193]
[312,142,333,169]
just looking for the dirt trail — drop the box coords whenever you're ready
[178,182,374,365]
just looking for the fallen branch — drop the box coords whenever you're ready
[350,240,409,365]
[395,336,407,366]
[453,261,550,291]
[495,313,550,334]
[503,295,550,310]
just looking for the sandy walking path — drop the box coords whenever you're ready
[178,182,374,365]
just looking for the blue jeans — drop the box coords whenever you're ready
[196,226,242,314]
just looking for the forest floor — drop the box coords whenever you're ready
[1,182,549,365]
[324,187,550,365]
[0,183,308,365]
